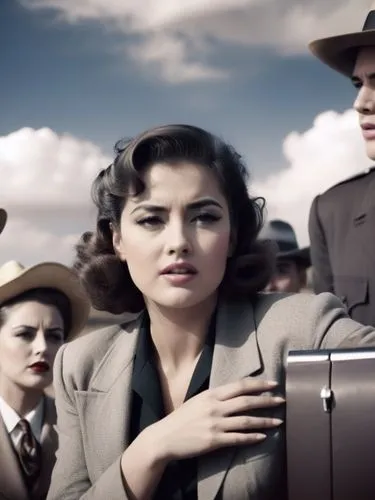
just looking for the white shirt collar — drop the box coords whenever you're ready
[0,395,44,442]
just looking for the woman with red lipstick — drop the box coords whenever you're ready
[48,124,375,500]
[0,260,89,500]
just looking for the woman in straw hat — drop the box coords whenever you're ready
[47,125,375,500]
[0,260,90,500]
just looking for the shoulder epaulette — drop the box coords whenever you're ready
[324,165,375,193]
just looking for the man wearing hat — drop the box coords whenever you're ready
[308,3,375,326]
[259,219,311,293]
[0,209,7,236]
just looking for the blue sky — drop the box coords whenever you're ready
[0,0,357,173]
[0,0,373,264]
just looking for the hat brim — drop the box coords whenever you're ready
[309,30,375,77]
[0,209,7,235]
[0,263,90,341]
[277,247,311,268]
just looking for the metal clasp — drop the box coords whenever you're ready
[320,386,333,413]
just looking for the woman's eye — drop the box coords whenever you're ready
[15,331,33,339]
[136,216,163,227]
[48,333,64,342]
[195,213,221,224]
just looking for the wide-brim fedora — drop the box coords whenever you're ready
[309,4,375,77]
[0,260,90,340]
[0,209,7,235]
[259,219,311,268]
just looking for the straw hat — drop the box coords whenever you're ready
[259,220,311,268]
[309,3,375,77]
[0,261,90,340]
[0,209,7,235]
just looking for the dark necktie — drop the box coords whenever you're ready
[15,419,41,488]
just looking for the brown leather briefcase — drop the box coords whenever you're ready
[286,348,375,500]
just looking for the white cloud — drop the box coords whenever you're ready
[20,0,373,82]
[128,33,228,84]
[0,127,110,207]
[253,108,372,246]
[0,217,79,265]
[0,113,371,263]
[0,126,109,264]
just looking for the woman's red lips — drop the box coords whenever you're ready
[160,262,197,275]
[361,122,375,130]
[29,362,50,372]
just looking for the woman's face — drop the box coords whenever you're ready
[0,300,64,393]
[113,161,232,311]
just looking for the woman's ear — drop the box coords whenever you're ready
[112,226,126,262]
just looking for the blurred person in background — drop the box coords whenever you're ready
[0,260,89,500]
[309,3,375,326]
[259,219,311,293]
[0,209,7,236]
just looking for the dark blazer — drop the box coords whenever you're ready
[47,292,375,500]
[0,396,58,500]
[309,167,375,326]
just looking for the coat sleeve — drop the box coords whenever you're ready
[47,345,129,500]
[307,292,375,349]
[308,195,334,294]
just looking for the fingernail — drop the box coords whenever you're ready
[267,381,278,387]
[255,433,267,440]
[272,418,283,426]
[274,397,285,403]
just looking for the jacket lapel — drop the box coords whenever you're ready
[0,414,28,500]
[32,396,58,500]
[74,319,140,480]
[198,298,261,500]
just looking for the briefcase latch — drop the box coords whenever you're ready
[320,386,333,413]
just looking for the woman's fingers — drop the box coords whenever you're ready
[221,394,285,416]
[214,378,278,401]
[217,432,268,447]
[219,415,283,432]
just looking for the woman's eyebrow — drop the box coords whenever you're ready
[130,198,223,215]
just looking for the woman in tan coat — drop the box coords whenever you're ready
[48,125,375,500]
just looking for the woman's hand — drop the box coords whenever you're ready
[146,378,284,462]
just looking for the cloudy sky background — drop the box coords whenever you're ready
[0,0,373,265]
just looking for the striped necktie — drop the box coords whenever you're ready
[15,419,41,488]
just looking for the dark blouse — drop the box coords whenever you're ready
[129,312,216,500]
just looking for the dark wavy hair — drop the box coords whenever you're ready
[74,124,274,314]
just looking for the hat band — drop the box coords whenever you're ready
[276,241,299,252]
[363,11,375,31]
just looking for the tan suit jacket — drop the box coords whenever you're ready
[0,396,58,500]
[47,292,375,500]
